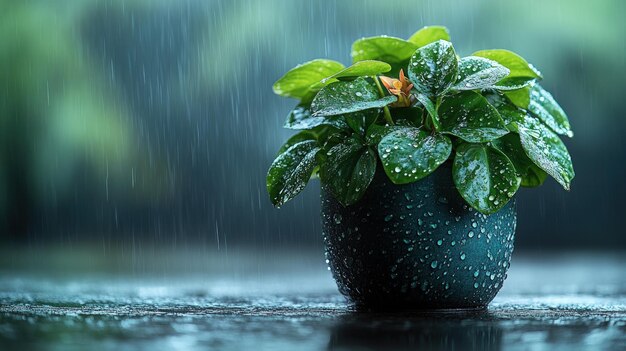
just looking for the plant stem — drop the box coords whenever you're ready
[430,96,442,132]
[424,110,432,130]
[383,107,393,125]
[435,96,442,111]
[372,76,394,125]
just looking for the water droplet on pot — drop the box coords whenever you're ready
[333,214,342,224]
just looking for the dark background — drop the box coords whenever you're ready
[1,0,625,251]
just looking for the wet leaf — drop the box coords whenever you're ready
[284,104,349,130]
[267,140,320,206]
[273,59,345,100]
[277,130,317,156]
[351,36,418,63]
[378,127,451,184]
[269,27,575,207]
[407,26,451,47]
[415,93,439,129]
[453,143,520,214]
[473,49,542,78]
[483,92,525,129]
[439,91,509,142]
[490,77,535,91]
[503,86,531,109]
[321,132,348,152]
[517,115,575,190]
[318,136,376,206]
[408,40,458,98]
[311,77,396,116]
[528,84,573,137]
[365,124,404,146]
[278,125,344,155]
[321,60,391,82]
[473,49,541,90]
[453,56,509,90]
[345,109,380,136]
[491,133,547,187]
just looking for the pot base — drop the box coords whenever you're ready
[321,164,516,310]
[349,302,489,313]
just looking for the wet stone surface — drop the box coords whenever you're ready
[0,252,625,351]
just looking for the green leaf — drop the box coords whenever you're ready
[491,77,535,91]
[415,93,440,130]
[311,77,396,116]
[491,133,547,187]
[528,84,573,137]
[351,36,418,63]
[408,40,458,98]
[503,86,531,109]
[321,131,347,151]
[321,60,391,82]
[407,26,451,47]
[439,91,509,142]
[345,109,380,136]
[284,104,349,130]
[267,140,320,207]
[273,59,345,100]
[378,127,452,184]
[453,143,520,214]
[517,115,574,190]
[278,125,343,155]
[483,92,525,129]
[318,136,377,206]
[365,124,404,145]
[472,49,542,79]
[277,130,317,156]
[472,49,541,91]
[453,56,510,91]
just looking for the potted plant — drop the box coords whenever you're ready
[267,26,574,309]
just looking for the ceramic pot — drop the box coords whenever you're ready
[321,162,516,310]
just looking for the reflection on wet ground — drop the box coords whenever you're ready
[0,249,624,350]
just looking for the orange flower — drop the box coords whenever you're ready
[379,69,414,107]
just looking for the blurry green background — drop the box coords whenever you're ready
[1,0,625,251]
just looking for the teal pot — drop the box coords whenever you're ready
[321,163,516,310]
